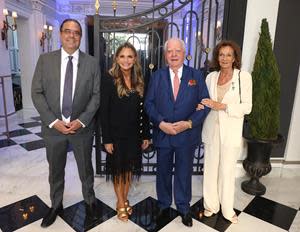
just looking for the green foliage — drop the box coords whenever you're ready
[246,18,280,140]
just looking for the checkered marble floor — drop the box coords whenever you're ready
[0,111,300,232]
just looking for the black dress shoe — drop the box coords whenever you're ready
[41,205,63,228]
[181,212,193,227]
[85,202,98,220]
[157,207,169,219]
[156,208,170,227]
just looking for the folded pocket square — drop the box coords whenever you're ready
[188,79,197,86]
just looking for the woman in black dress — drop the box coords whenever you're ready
[100,42,150,222]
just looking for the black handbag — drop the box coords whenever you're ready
[238,70,249,137]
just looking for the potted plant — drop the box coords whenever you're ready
[241,18,283,195]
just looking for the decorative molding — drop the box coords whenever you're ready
[5,0,57,18]
[3,0,223,20]
[31,0,43,11]
[5,0,32,18]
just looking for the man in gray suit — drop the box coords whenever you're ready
[31,19,100,227]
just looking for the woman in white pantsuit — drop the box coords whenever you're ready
[199,40,252,224]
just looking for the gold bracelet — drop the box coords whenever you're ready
[187,120,192,129]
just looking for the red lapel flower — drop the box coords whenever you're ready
[188,79,197,86]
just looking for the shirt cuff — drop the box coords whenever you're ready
[49,119,59,128]
[77,119,86,128]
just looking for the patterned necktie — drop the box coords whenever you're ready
[62,56,73,118]
[173,70,180,100]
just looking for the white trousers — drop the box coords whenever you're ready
[203,124,240,220]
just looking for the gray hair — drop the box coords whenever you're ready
[164,38,186,53]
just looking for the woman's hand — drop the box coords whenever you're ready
[201,98,215,109]
[104,143,114,154]
[201,98,226,111]
[196,103,205,111]
[141,140,150,150]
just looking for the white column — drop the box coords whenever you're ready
[0,4,16,117]
[241,0,280,72]
[76,17,86,52]
[51,20,60,51]
[18,0,44,110]
[238,0,280,161]
[285,66,300,161]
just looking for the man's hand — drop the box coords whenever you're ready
[172,121,190,134]
[159,121,177,135]
[53,120,75,134]
[104,143,114,154]
[66,119,82,133]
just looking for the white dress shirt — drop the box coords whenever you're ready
[49,48,80,127]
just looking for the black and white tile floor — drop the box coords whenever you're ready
[0,112,299,232]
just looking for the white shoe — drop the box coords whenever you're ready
[227,214,238,224]
[203,209,214,217]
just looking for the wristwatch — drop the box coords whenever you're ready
[187,120,192,129]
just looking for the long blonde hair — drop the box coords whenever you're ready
[109,42,144,97]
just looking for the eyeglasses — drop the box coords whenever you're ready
[62,29,81,37]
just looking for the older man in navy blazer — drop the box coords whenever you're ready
[145,38,210,227]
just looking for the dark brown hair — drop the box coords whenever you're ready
[109,42,144,97]
[60,19,82,35]
[210,40,242,71]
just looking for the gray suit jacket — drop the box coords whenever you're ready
[31,49,101,136]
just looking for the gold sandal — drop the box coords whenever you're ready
[116,207,129,222]
[228,214,238,224]
[125,200,132,215]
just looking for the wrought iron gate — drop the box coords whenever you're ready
[91,0,224,175]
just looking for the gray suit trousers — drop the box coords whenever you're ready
[44,132,95,209]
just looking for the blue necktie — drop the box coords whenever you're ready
[62,56,73,118]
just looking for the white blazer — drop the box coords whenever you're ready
[202,69,252,147]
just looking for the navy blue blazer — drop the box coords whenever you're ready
[145,65,210,148]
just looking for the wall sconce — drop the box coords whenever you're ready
[132,0,138,13]
[1,9,18,49]
[40,24,53,52]
[112,1,117,16]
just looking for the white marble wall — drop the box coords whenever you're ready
[242,0,280,73]
[285,66,300,162]
[18,1,44,110]
[0,5,11,77]
[0,2,16,116]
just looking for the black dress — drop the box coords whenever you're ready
[100,73,151,182]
